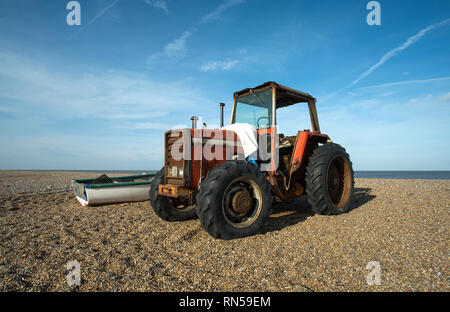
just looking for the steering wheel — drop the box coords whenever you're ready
[256,116,270,129]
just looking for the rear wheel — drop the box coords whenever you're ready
[306,143,354,215]
[149,168,197,221]
[196,161,273,239]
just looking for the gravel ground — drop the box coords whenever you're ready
[0,170,448,291]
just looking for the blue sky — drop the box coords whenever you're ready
[0,0,449,170]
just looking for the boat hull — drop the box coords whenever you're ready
[72,173,155,206]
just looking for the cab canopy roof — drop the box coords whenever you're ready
[234,81,316,108]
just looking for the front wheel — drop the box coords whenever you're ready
[305,143,354,215]
[196,161,273,239]
[149,168,197,221]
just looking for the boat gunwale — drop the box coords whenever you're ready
[85,180,153,189]
[72,173,155,189]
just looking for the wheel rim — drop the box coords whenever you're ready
[222,177,263,228]
[326,155,352,210]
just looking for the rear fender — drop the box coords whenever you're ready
[289,131,330,175]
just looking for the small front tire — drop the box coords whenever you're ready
[149,168,197,221]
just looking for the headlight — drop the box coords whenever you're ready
[168,166,177,177]
[168,166,183,178]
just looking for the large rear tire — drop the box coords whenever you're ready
[149,168,197,221]
[305,143,354,215]
[196,161,273,239]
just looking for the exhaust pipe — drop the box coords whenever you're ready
[191,116,199,129]
[219,103,225,128]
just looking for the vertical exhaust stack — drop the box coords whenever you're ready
[219,103,225,128]
[191,116,199,129]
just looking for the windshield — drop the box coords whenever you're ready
[234,89,273,129]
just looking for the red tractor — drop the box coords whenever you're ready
[150,82,354,239]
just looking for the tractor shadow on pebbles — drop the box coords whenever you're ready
[262,188,376,234]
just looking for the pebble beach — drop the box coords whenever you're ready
[0,170,448,291]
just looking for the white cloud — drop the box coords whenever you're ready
[376,91,396,97]
[236,48,248,54]
[409,94,433,104]
[201,0,245,23]
[439,92,450,102]
[351,18,450,86]
[0,50,213,169]
[146,0,246,65]
[313,94,450,170]
[145,0,168,14]
[200,60,239,72]
[359,76,450,90]
[147,30,193,64]
[0,50,206,123]
[323,75,450,104]
[163,31,192,57]
[0,132,166,169]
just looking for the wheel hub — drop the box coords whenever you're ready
[222,176,264,229]
[231,190,252,214]
[328,164,341,200]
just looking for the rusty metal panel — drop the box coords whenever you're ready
[290,131,310,175]
[234,81,316,107]
[189,129,243,189]
[158,184,179,197]
[308,100,320,133]
[164,130,186,186]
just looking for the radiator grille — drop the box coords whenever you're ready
[165,131,185,186]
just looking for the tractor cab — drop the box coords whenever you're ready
[232,81,320,133]
[231,82,329,179]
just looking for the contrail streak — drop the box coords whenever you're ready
[67,0,120,42]
[350,18,450,86]
[320,18,450,103]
